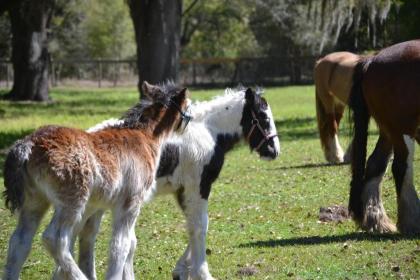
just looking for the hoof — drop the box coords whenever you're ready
[361,209,397,234]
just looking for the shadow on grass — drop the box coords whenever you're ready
[239,232,419,248]
[266,162,349,171]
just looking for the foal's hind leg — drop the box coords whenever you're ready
[79,210,104,280]
[53,209,103,280]
[3,196,49,280]
[361,134,396,233]
[393,135,420,234]
[43,206,88,280]
[122,226,137,280]
[106,204,140,280]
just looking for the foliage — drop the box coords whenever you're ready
[0,86,419,279]
[248,0,396,56]
[2,0,420,62]
[181,0,261,58]
[83,0,135,59]
[49,0,89,60]
[50,0,135,60]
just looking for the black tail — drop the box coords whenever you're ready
[348,59,370,223]
[3,139,31,213]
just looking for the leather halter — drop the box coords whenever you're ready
[246,110,278,152]
[169,100,193,130]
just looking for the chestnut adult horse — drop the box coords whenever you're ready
[349,40,420,235]
[314,52,361,163]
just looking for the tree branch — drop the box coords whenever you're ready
[182,0,200,17]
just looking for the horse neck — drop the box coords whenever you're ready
[190,91,245,138]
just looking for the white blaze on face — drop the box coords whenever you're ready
[266,104,280,156]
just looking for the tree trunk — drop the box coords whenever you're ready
[128,0,182,99]
[5,0,54,101]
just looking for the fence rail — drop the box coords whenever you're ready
[0,56,317,88]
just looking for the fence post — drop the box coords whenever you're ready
[98,60,102,88]
[113,61,118,87]
[192,62,197,86]
[50,59,56,87]
[6,62,10,88]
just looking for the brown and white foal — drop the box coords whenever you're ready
[2,82,191,280]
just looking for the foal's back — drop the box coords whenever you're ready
[25,125,158,204]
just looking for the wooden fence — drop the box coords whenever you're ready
[0,56,317,88]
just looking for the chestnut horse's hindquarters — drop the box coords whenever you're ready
[314,52,360,164]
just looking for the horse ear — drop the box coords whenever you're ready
[142,81,160,99]
[245,88,254,103]
[177,88,188,101]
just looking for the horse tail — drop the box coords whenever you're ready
[3,138,33,214]
[314,59,330,152]
[315,87,329,150]
[347,58,370,222]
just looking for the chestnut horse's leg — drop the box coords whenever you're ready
[3,196,49,280]
[335,103,354,163]
[315,88,345,163]
[393,135,420,234]
[361,134,396,233]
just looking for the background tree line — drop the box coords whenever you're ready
[0,0,419,101]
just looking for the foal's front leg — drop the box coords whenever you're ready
[173,189,214,280]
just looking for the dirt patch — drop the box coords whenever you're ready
[319,205,350,222]
[237,265,258,277]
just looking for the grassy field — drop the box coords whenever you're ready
[0,86,419,279]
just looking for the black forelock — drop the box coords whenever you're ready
[253,93,268,112]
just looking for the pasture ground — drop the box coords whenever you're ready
[0,86,419,279]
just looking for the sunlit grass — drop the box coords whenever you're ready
[0,86,419,279]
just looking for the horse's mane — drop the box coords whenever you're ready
[89,85,264,132]
[118,81,182,129]
[189,86,264,121]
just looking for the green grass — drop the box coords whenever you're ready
[0,86,419,279]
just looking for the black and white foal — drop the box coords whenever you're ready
[77,87,280,280]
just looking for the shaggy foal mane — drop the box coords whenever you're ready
[117,82,184,129]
